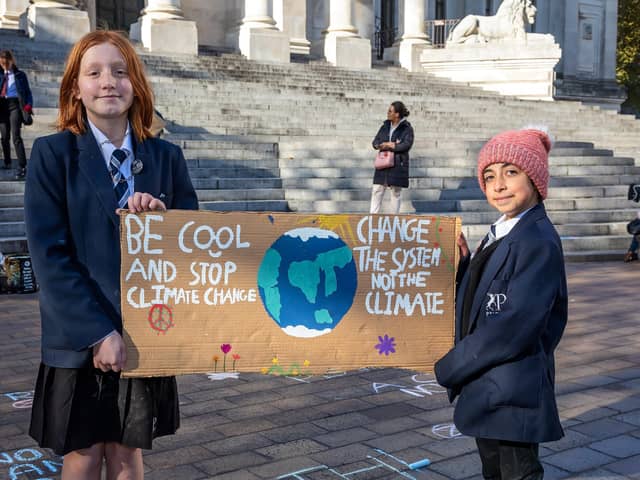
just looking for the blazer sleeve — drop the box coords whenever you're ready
[25,137,116,350]
[434,237,564,390]
[392,124,414,154]
[169,145,198,210]
[372,124,387,150]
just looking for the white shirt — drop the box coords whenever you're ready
[87,119,135,194]
[472,207,535,258]
[491,207,535,241]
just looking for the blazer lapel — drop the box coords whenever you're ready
[131,137,154,194]
[76,131,120,228]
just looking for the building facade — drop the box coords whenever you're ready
[1,1,622,105]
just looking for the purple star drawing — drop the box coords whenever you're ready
[375,334,396,356]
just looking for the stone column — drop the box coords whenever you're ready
[273,0,311,55]
[602,0,617,80]
[19,0,90,43]
[0,0,29,29]
[398,0,430,71]
[238,0,290,63]
[322,0,371,69]
[130,0,198,55]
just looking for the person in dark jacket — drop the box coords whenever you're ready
[371,101,414,214]
[0,50,33,179]
[435,128,567,480]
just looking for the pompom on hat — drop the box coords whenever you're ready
[477,128,553,200]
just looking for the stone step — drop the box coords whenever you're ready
[0,237,27,255]
[0,193,23,208]
[199,199,290,212]
[414,197,637,213]
[0,221,25,238]
[458,208,639,226]
[462,233,631,254]
[0,182,25,194]
[277,164,640,179]
[184,151,277,161]
[178,140,277,151]
[0,207,23,222]
[463,221,630,238]
[559,235,631,252]
[278,145,615,158]
[191,177,282,189]
[278,156,634,168]
[196,188,284,202]
[563,250,625,262]
[187,166,280,178]
[283,184,630,202]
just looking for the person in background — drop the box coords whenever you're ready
[0,50,33,179]
[435,128,567,480]
[25,30,198,479]
[370,101,414,214]
[623,211,640,262]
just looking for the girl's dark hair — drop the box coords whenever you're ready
[0,50,16,70]
[391,101,410,118]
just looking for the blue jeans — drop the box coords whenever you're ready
[629,234,640,253]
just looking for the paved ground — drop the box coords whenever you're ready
[1,262,639,480]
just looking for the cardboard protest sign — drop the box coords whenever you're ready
[120,211,460,377]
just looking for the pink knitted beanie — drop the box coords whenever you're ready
[477,129,552,200]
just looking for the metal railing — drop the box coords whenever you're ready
[425,19,460,48]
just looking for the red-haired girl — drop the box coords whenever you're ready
[25,31,198,479]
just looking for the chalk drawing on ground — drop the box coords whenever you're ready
[276,448,427,479]
[3,391,34,409]
[431,423,463,439]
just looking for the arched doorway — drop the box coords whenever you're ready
[96,0,144,32]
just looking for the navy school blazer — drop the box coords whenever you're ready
[434,204,568,443]
[24,129,199,368]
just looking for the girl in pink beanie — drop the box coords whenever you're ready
[435,128,568,480]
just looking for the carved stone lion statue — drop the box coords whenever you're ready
[447,0,537,44]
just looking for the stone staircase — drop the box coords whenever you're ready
[0,29,639,261]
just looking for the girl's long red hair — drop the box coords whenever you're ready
[57,30,154,141]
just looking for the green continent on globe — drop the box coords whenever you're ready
[317,246,353,295]
[314,308,334,325]
[257,248,282,322]
[288,246,354,304]
[289,260,320,303]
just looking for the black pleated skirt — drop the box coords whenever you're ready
[29,364,179,456]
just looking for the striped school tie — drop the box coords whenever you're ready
[110,149,130,208]
[475,225,497,255]
[482,225,498,250]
